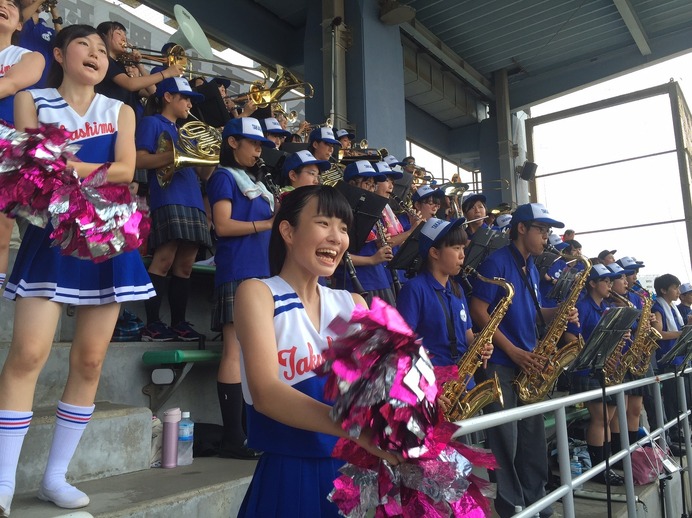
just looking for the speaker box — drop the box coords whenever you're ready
[519,161,538,181]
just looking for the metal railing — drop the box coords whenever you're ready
[452,369,692,518]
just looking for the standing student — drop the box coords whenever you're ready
[334,128,354,150]
[678,282,692,324]
[0,0,44,290]
[135,77,213,341]
[19,0,60,87]
[0,25,154,514]
[235,185,400,517]
[206,117,275,459]
[260,117,291,149]
[398,185,443,232]
[308,126,340,162]
[278,149,330,193]
[564,264,626,486]
[461,192,487,240]
[470,203,576,517]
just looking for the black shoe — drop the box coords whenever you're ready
[218,440,262,460]
[594,469,624,486]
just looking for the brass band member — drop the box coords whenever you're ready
[470,203,576,517]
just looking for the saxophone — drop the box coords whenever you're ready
[622,289,661,377]
[602,290,635,386]
[442,267,514,421]
[515,250,592,404]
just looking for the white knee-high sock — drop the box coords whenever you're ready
[41,401,94,491]
[0,273,6,288]
[0,410,32,497]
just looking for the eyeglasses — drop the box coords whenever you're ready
[529,224,550,236]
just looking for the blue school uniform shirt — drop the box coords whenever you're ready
[0,45,31,123]
[678,304,691,324]
[539,257,567,309]
[19,18,54,88]
[397,270,473,368]
[332,239,393,292]
[653,299,684,367]
[566,295,610,377]
[628,290,644,310]
[135,114,205,212]
[206,167,271,285]
[472,243,541,367]
[466,222,488,242]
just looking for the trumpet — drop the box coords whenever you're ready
[272,103,297,124]
[119,43,189,74]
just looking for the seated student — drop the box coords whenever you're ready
[398,185,443,232]
[597,249,617,266]
[460,192,488,240]
[331,160,395,305]
[678,282,692,324]
[652,274,685,443]
[491,213,512,232]
[617,256,649,305]
[564,264,625,486]
[308,127,340,162]
[279,150,330,193]
[334,128,354,150]
[19,0,61,87]
[260,117,292,149]
[95,22,183,116]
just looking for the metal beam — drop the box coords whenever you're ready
[613,0,651,56]
[400,19,495,102]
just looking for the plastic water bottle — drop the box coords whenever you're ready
[177,411,194,466]
[161,407,181,468]
[570,455,583,490]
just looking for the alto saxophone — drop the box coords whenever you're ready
[442,267,514,421]
[602,290,635,386]
[622,289,661,377]
[515,250,592,404]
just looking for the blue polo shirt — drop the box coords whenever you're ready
[567,295,610,377]
[333,239,393,292]
[466,222,489,242]
[472,243,541,367]
[398,213,412,233]
[678,304,691,323]
[19,18,54,88]
[206,167,272,285]
[628,290,644,310]
[397,270,473,367]
[539,257,567,309]
[135,114,205,213]
[653,299,684,367]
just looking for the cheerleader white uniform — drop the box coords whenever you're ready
[238,276,355,518]
[4,89,155,304]
[0,45,31,124]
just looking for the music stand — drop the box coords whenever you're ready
[569,305,640,518]
[389,224,424,278]
[463,227,509,271]
[333,182,388,253]
[280,142,310,154]
[658,325,692,370]
[546,268,578,302]
[535,249,559,279]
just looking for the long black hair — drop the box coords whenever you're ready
[268,185,353,276]
[421,225,468,297]
[47,25,104,88]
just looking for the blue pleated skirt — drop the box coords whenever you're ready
[4,223,155,305]
[237,453,344,518]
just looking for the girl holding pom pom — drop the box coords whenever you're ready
[0,24,153,515]
[0,0,45,289]
[235,185,401,518]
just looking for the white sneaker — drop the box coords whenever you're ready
[37,484,90,509]
[0,492,11,517]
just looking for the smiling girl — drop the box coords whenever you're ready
[0,25,153,515]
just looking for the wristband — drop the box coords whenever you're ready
[52,17,63,24]
[252,221,258,234]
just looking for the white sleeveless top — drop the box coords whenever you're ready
[0,45,29,76]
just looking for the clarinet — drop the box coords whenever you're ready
[343,252,367,297]
[256,158,281,200]
[374,220,402,296]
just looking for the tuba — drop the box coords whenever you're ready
[602,290,635,386]
[515,249,592,404]
[442,267,513,421]
[622,289,661,377]
[156,114,221,188]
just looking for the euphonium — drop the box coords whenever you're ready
[622,289,661,377]
[602,290,635,386]
[515,249,592,403]
[442,267,513,421]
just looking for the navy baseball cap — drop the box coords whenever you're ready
[221,117,275,147]
[680,283,692,295]
[383,155,406,167]
[260,117,292,138]
[282,150,330,177]
[373,161,403,180]
[511,203,565,229]
[412,185,444,203]
[335,128,355,140]
[419,217,466,257]
[589,263,621,281]
[617,256,644,273]
[607,263,627,277]
[461,192,487,213]
[308,127,340,146]
[155,77,204,103]
[343,160,386,182]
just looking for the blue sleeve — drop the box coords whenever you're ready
[472,258,501,305]
[566,299,584,336]
[547,260,563,279]
[206,169,236,208]
[135,116,161,154]
[395,282,422,333]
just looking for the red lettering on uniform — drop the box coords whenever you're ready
[0,64,12,75]
[277,342,326,382]
[59,121,115,141]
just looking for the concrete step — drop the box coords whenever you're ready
[9,457,255,518]
[16,403,151,494]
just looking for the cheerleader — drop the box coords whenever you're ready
[0,0,45,290]
[564,264,624,485]
[206,117,275,459]
[0,25,154,514]
[235,185,400,517]
[135,77,213,341]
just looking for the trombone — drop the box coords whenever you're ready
[227,65,314,109]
